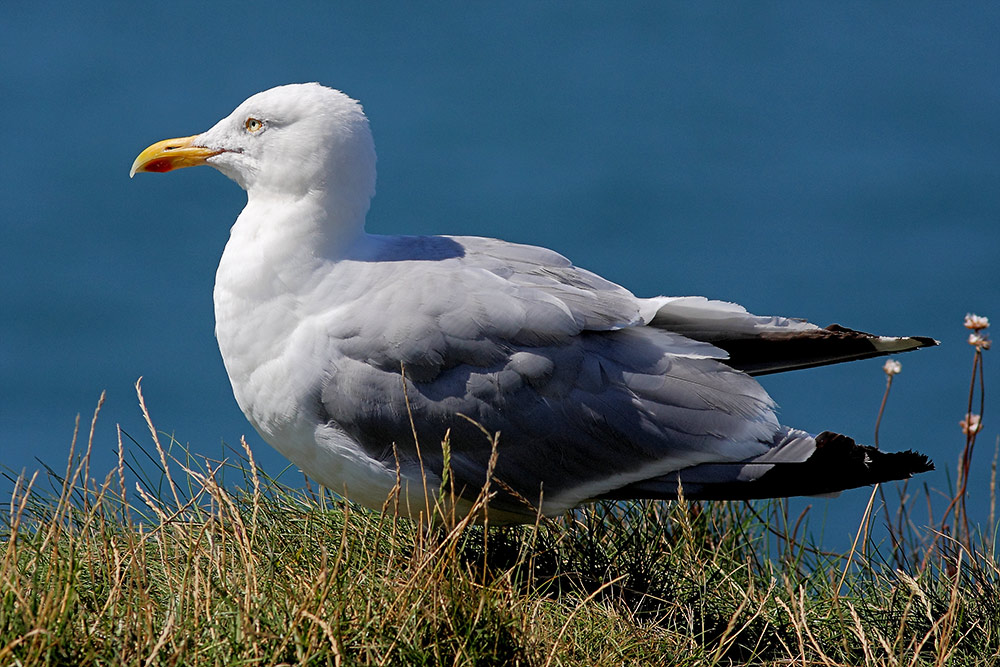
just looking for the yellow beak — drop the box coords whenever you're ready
[129,135,223,178]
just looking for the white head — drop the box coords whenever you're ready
[131,83,377,217]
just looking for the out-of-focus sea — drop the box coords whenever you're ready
[2,3,997,550]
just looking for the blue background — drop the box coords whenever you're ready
[2,3,997,547]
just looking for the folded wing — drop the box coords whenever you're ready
[317,235,933,519]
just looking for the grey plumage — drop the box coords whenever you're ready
[131,83,935,522]
[318,235,933,520]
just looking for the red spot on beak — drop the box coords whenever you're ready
[144,158,175,173]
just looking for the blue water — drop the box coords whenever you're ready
[2,3,998,549]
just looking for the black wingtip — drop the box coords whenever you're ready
[722,325,939,377]
[909,335,940,349]
[599,431,935,502]
[699,432,936,499]
[896,449,935,475]
[811,431,934,484]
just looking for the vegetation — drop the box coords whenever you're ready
[1,316,995,666]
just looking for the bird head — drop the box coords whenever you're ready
[131,83,377,205]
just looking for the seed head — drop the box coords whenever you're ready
[960,413,982,436]
[882,359,902,376]
[968,333,992,350]
[964,313,989,331]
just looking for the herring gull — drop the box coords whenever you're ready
[130,83,934,521]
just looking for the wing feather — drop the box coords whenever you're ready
[312,235,931,518]
[318,236,780,517]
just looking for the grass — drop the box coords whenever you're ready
[2,316,996,666]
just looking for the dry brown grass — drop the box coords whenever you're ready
[2,315,996,666]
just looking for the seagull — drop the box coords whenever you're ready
[131,83,934,522]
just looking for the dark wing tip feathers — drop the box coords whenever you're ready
[812,430,934,477]
[735,431,934,500]
[823,324,939,350]
[720,324,938,377]
[904,335,939,349]
[598,430,934,502]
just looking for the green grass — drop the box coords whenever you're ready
[2,316,996,665]
[3,403,999,667]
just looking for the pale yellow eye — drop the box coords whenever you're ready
[245,117,263,133]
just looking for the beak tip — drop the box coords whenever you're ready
[129,155,146,179]
[129,134,214,180]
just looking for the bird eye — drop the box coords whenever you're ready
[245,117,264,133]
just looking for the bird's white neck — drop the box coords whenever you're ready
[213,189,367,424]
[229,189,366,281]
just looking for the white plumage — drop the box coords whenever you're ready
[131,83,933,521]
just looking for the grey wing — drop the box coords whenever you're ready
[319,236,781,518]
